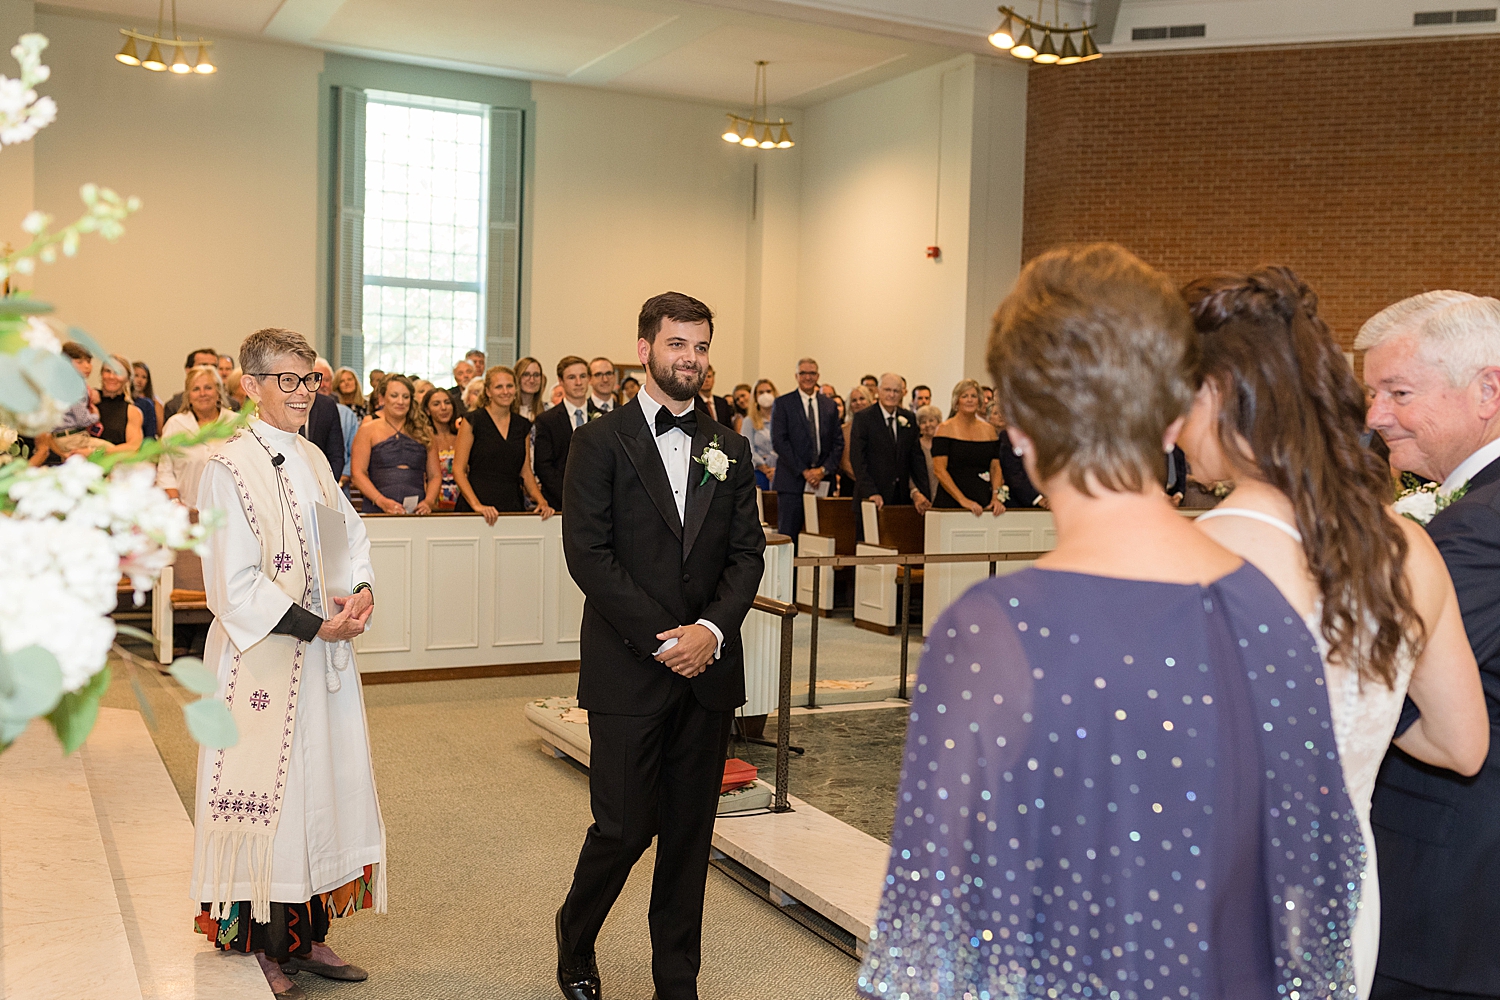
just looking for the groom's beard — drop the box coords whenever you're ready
[648,349,705,402]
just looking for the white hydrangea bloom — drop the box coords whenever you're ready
[0,516,117,691]
[1393,489,1439,525]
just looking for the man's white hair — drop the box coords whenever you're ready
[1355,290,1500,387]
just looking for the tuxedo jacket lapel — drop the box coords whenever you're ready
[617,413,683,540]
[683,424,718,557]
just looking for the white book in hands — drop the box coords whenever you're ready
[313,501,352,618]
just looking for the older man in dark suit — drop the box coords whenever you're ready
[555,292,763,1000]
[850,372,931,513]
[1360,291,1500,1000]
[770,357,842,539]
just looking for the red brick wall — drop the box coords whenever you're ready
[1021,38,1500,348]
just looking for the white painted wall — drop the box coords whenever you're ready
[528,82,757,387]
[792,54,1025,401]
[29,9,324,392]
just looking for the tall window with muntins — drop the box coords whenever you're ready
[361,95,487,384]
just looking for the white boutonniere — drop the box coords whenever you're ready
[897,415,909,428]
[693,435,735,485]
[1393,475,1468,525]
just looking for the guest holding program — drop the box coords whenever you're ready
[350,373,439,515]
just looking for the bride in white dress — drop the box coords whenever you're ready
[1176,266,1489,999]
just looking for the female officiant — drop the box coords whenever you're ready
[190,328,385,1000]
[859,244,1366,999]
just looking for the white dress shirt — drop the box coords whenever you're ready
[1442,435,1500,493]
[563,398,588,429]
[590,394,614,413]
[636,389,725,659]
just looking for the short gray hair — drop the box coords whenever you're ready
[239,328,316,378]
[1355,291,1500,387]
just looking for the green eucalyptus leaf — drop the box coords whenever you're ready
[183,697,238,749]
[0,297,54,316]
[0,354,40,413]
[127,668,157,731]
[46,665,110,754]
[168,657,218,696]
[24,349,84,405]
[114,623,157,644]
[64,325,109,360]
[0,645,65,719]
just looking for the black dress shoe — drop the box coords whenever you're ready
[556,907,602,1000]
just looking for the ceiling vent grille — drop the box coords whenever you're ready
[1132,24,1207,40]
[1414,8,1498,24]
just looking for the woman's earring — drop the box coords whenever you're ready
[1013,446,1024,457]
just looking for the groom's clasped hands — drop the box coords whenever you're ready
[654,623,717,678]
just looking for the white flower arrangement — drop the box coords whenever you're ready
[0,33,235,756]
[1393,478,1467,526]
[693,435,735,484]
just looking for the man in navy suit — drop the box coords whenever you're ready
[770,356,842,538]
[1359,291,1500,1000]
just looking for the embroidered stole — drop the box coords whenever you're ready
[195,425,358,923]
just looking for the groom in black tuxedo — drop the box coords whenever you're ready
[555,291,765,1000]
[1361,293,1500,1000]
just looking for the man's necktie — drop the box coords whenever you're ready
[654,406,698,437]
[806,395,817,442]
[574,408,584,429]
[888,413,898,445]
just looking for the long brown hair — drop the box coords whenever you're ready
[378,373,432,446]
[1182,265,1422,688]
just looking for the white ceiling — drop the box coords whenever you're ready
[37,0,1500,108]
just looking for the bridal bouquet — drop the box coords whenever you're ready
[0,33,238,755]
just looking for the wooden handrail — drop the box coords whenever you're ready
[751,595,799,618]
[792,550,1047,568]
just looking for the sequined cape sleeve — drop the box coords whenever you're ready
[856,567,1362,1000]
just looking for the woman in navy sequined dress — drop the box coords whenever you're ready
[858,244,1363,1000]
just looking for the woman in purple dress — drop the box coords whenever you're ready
[858,244,1363,1000]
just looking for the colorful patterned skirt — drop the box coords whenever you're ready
[194,865,375,962]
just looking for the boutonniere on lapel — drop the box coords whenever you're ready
[1393,473,1468,525]
[588,408,603,421]
[897,415,909,428]
[693,435,735,485]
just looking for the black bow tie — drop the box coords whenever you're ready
[654,406,698,437]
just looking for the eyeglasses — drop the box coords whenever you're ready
[251,372,323,393]
[591,370,615,379]
[796,370,819,378]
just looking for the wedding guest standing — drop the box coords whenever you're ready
[333,366,367,418]
[350,373,439,515]
[556,292,763,1000]
[165,348,222,420]
[984,394,1042,508]
[770,357,842,538]
[421,386,462,511]
[859,243,1367,1000]
[515,355,549,420]
[915,403,940,500]
[532,355,592,511]
[191,328,383,1000]
[730,382,753,432]
[911,384,932,409]
[1179,267,1488,997]
[446,359,476,415]
[694,364,734,425]
[453,365,552,523]
[588,356,619,414]
[745,378,778,489]
[849,372,930,510]
[1356,290,1500,1000]
[619,375,641,403]
[930,379,1004,514]
[96,353,144,453]
[838,385,872,497]
[131,360,164,439]
[156,365,234,509]
[314,357,357,481]
[302,359,347,479]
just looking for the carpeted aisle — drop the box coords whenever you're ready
[110,660,860,999]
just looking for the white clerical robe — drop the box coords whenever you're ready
[189,420,384,906]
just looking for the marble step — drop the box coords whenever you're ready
[79,709,272,1000]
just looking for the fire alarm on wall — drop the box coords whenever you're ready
[926,246,941,260]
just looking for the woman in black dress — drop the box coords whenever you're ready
[986,397,1043,508]
[453,365,554,525]
[95,353,144,454]
[930,378,1005,514]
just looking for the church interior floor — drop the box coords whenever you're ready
[106,641,895,999]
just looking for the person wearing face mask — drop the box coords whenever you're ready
[745,379,779,489]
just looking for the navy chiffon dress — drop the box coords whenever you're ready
[858,564,1363,1000]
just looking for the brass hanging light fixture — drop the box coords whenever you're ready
[721,61,794,151]
[114,0,215,76]
[988,1,1101,67]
